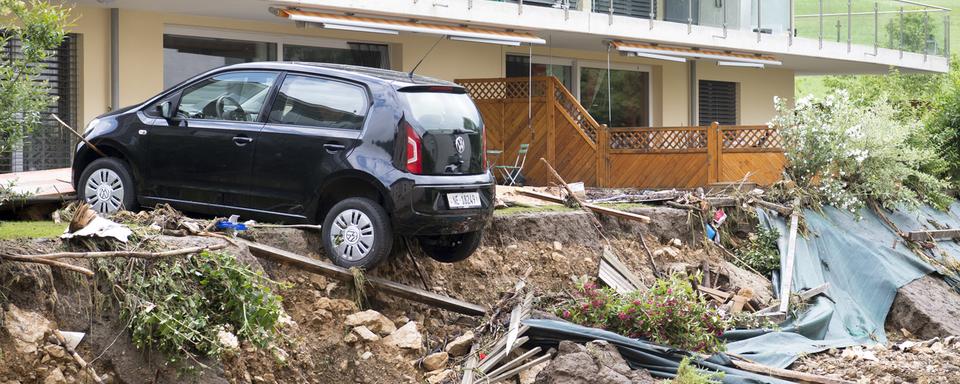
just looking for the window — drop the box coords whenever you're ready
[398,91,481,133]
[592,0,656,19]
[163,35,276,89]
[178,72,278,122]
[268,75,368,130]
[699,80,737,126]
[505,55,573,92]
[283,43,390,69]
[579,67,649,128]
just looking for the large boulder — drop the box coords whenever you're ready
[3,303,53,354]
[536,340,655,384]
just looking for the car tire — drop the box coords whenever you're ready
[78,157,138,215]
[417,231,483,263]
[321,197,393,269]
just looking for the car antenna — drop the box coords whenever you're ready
[409,34,446,80]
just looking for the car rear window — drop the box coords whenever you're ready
[399,90,481,133]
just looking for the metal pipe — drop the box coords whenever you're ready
[873,2,879,56]
[819,0,823,49]
[899,7,904,58]
[110,8,119,110]
[847,0,852,52]
[609,0,613,25]
[468,0,472,9]
[519,0,523,15]
[789,0,794,46]
[688,0,693,34]
[947,15,951,56]
[923,9,929,61]
[896,0,950,12]
[757,0,762,42]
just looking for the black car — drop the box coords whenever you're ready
[72,62,495,269]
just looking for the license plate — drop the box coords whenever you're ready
[447,192,482,209]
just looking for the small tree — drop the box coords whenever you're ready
[885,13,937,54]
[0,0,70,154]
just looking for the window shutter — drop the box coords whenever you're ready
[698,80,737,126]
[592,0,656,19]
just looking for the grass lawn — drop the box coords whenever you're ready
[0,221,66,240]
[794,0,957,98]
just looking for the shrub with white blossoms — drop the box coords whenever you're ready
[770,90,951,212]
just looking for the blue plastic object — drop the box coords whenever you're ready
[215,220,247,232]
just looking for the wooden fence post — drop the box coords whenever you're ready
[597,124,609,187]
[546,78,557,169]
[707,122,720,184]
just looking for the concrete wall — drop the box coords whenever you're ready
[67,5,793,128]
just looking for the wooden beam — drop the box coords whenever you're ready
[517,189,651,223]
[598,246,643,293]
[731,360,855,384]
[798,283,830,302]
[484,353,553,384]
[778,199,801,314]
[904,229,960,242]
[697,285,731,302]
[245,241,487,316]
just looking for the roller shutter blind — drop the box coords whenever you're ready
[698,80,737,126]
[592,0,656,19]
[0,33,79,173]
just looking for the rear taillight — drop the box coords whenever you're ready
[481,128,488,169]
[405,122,422,174]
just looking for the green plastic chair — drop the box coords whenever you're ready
[495,143,529,186]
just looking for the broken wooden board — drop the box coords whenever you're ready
[904,229,960,242]
[697,285,731,302]
[517,189,651,223]
[731,360,855,384]
[598,246,643,293]
[245,241,487,316]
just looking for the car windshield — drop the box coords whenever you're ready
[399,91,481,133]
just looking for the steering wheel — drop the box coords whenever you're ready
[215,95,246,121]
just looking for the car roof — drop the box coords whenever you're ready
[223,62,460,89]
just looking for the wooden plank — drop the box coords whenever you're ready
[484,346,542,380]
[731,360,855,384]
[905,229,960,242]
[516,189,651,223]
[484,353,553,384]
[478,336,529,374]
[798,283,831,302]
[245,241,487,316]
[779,201,801,314]
[599,246,643,293]
[697,286,731,302]
[461,344,479,384]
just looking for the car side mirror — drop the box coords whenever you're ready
[158,101,176,120]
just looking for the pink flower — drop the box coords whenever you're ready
[562,310,571,319]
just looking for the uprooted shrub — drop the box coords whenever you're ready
[770,91,952,212]
[555,275,728,353]
[734,224,780,277]
[96,250,286,364]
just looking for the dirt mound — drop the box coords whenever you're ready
[792,336,960,383]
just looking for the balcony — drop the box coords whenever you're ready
[489,0,950,59]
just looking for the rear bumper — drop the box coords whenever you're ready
[390,172,495,236]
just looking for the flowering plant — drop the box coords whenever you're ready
[771,91,951,212]
[556,275,728,353]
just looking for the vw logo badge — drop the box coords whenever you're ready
[454,136,466,154]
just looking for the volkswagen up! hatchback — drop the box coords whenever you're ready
[73,62,494,269]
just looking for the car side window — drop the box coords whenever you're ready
[178,72,277,122]
[268,75,368,130]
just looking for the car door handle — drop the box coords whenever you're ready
[323,143,346,153]
[233,136,254,146]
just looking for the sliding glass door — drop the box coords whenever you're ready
[579,67,649,128]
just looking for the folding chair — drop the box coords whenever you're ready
[495,144,529,186]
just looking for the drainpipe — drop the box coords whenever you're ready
[689,60,697,126]
[110,8,119,110]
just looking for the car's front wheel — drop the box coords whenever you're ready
[417,231,483,263]
[78,157,137,215]
[321,197,393,269]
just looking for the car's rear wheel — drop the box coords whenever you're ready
[78,158,137,215]
[417,231,483,263]
[321,197,393,269]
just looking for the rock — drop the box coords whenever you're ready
[421,351,449,371]
[344,332,359,344]
[426,369,454,384]
[43,344,66,359]
[382,321,423,350]
[316,297,358,313]
[669,238,682,247]
[345,310,397,336]
[445,331,475,357]
[43,368,66,384]
[519,360,550,384]
[888,275,960,339]
[553,241,563,251]
[352,326,381,342]
[360,351,373,360]
[3,304,52,354]
[537,340,655,384]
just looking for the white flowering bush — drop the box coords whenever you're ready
[771,91,951,212]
